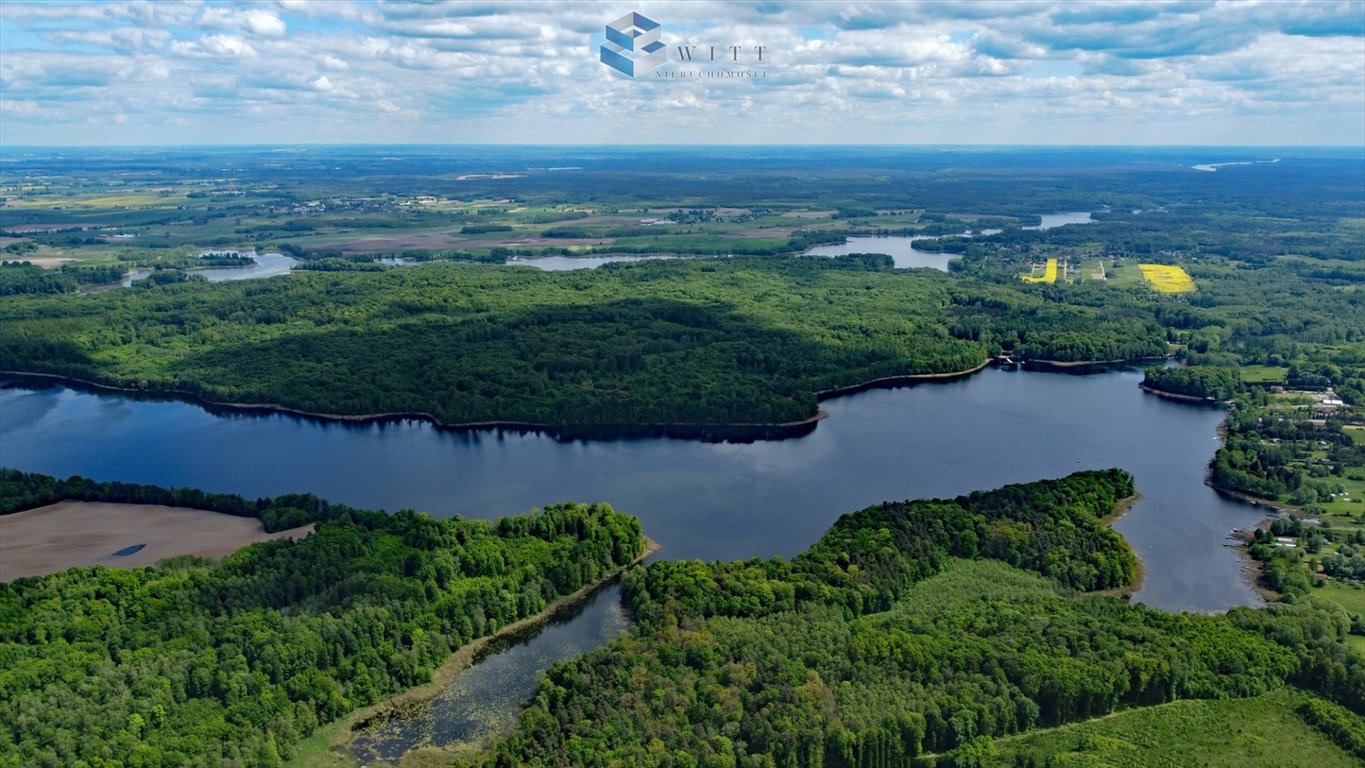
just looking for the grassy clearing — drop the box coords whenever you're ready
[982,688,1359,767]
[1021,257,1058,284]
[1348,635,1365,657]
[1102,259,1148,288]
[1347,426,1365,445]
[1139,263,1196,293]
[1241,364,1290,383]
[1314,579,1365,617]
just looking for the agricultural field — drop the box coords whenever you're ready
[1021,257,1059,283]
[1139,262,1196,292]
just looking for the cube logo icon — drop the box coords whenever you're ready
[600,12,666,78]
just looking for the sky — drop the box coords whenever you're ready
[1,0,1363,146]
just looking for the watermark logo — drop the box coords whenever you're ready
[599,12,666,78]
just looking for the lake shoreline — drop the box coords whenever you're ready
[1138,382,1226,405]
[1097,493,1146,599]
[0,371,828,442]
[1029,355,1174,372]
[0,354,1173,441]
[811,357,993,400]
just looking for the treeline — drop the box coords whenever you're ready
[1299,697,1365,760]
[0,262,77,295]
[60,264,126,284]
[1212,431,1304,500]
[0,474,644,768]
[0,262,131,295]
[3,468,360,532]
[0,255,1204,429]
[478,471,1365,767]
[1142,364,1241,400]
[293,257,387,272]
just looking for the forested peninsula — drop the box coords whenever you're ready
[474,470,1365,767]
[0,470,644,767]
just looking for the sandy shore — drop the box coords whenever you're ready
[1096,493,1146,599]
[0,501,313,582]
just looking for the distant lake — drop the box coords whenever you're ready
[802,236,957,270]
[801,213,1094,270]
[122,252,297,286]
[1024,211,1093,230]
[508,254,680,271]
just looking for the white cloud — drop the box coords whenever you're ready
[0,0,1360,145]
[201,7,286,37]
[201,34,257,58]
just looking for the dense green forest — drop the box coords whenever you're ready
[0,255,1176,429]
[0,255,1157,429]
[474,471,1365,767]
[0,472,644,768]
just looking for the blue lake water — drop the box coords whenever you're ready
[0,364,1266,758]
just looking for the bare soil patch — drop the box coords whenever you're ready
[0,501,313,581]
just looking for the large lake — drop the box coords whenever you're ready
[0,365,1261,604]
[0,364,1265,759]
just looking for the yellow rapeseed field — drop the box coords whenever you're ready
[1021,258,1058,284]
[1138,263,1195,293]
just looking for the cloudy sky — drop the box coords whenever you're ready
[1,0,1362,145]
